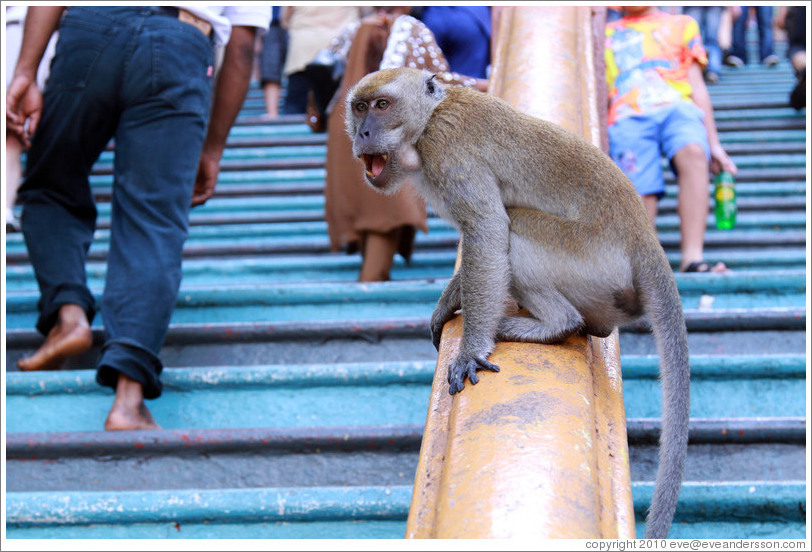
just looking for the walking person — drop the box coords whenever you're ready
[6,6,270,430]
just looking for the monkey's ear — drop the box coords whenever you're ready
[425,74,438,96]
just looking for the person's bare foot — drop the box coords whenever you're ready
[104,373,161,431]
[17,304,93,371]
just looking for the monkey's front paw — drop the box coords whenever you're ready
[447,355,500,395]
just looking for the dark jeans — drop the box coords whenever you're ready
[18,7,214,399]
[260,23,288,85]
[282,71,311,114]
[731,6,775,63]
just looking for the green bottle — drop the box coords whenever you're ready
[713,171,736,230]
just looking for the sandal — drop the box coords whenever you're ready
[682,261,728,273]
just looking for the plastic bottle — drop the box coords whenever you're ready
[713,171,737,229]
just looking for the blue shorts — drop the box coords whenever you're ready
[608,101,710,198]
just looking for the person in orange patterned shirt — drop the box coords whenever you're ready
[605,6,737,273]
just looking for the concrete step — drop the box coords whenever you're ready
[6,416,804,492]
[6,481,806,538]
[6,354,805,433]
[65,180,809,229]
[7,417,803,491]
[5,486,412,539]
[5,223,806,263]
[633,482,806,539]
[7,310,806,374]
[5,210,806,257]
[5,249,806,293]
[4,251,458,290]
[5,271,807,332]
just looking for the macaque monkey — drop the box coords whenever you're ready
[346,68,689,539]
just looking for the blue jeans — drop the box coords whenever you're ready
[731,6,775,63]
[683,6,723,76]
[18,7,214,399]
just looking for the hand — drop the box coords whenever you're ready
[6,74,42,148]
[709,143,737,176]
[191,151,221,207]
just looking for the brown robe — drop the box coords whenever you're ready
[324,15,477,262]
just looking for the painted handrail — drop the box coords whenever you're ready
[405,6,636,539]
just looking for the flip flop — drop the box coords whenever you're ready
[682,261,728,273]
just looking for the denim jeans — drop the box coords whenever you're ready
[18,7,214,398]
[683,6,723,76]
[731,6,775,63]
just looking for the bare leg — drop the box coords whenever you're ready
[791,50,806,73]
[104,373,161,431]
[262,81,282,118]
[358,229,399,282]
[672,144,728,272]
[641,194,659,227]
[17,303,93,371]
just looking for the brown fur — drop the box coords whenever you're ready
[346,68,690,538]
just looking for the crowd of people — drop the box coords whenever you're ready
[4,5,805,430]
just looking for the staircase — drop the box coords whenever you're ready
[5,38,806,538]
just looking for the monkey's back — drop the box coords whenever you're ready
[418,86,653,244]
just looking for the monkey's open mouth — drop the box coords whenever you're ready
[361,153,388,180]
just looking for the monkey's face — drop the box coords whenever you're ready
[346,68,446,194]
[348,91,417,194]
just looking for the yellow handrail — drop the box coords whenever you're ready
[405,6,635,539]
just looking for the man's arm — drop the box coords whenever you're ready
[6,6,64,145]
[687,62,738,175]
[191,25,258,206]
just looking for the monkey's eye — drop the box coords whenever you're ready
[374,99,390,110]
[355,102,368,113]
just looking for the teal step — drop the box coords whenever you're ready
[619,354,806,419]
[713,107,806,121]
[653,212,806,231]
[4,221,462,262]
[719,129,805,144]
[664,181,805,198]
[5,270,807,329]
[6,250,806,292]
[5,361,435,433]
[6,354,804,433]
[5,214,803,258]
[5,486,412,539]
[4,218,455,249]
[633,481,806,539]
[5,482,804,539]
[4,251,458,290]
[7,225,804,262]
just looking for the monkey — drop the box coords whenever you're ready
[346,68,689,539]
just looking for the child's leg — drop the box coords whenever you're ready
[662,102,728,273]
[671,143,712,270]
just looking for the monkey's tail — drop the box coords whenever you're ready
[637,254,691,539]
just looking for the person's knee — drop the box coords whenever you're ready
[676,142,706,160]
[673,143,708,173]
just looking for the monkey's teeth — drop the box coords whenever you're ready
[362,153,388,179]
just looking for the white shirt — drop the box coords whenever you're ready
[181,6,271,46]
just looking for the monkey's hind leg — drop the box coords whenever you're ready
[496,289,584,345]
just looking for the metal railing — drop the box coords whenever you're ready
[405,6,636,539]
